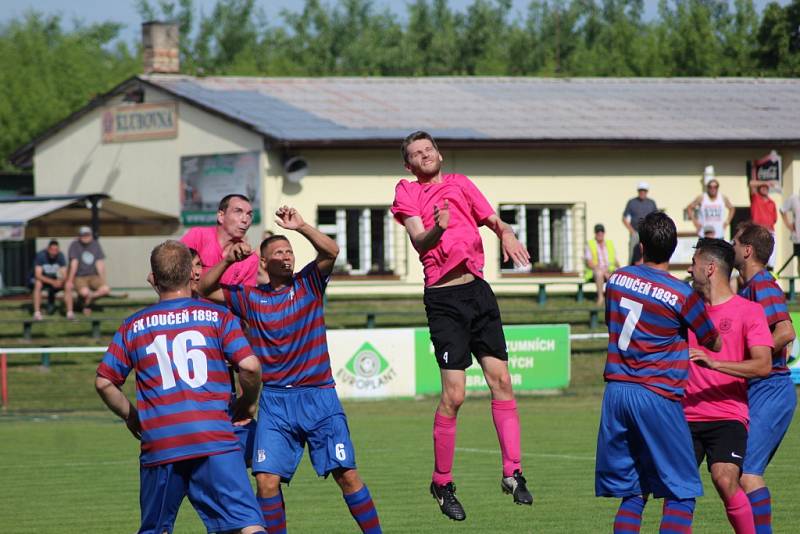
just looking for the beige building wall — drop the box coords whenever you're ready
[32,93,798,294]
[33,86,264,288]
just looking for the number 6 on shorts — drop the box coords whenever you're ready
[618,297,643,351]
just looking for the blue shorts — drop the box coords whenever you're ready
[139,450,262,534]
[595,381,703,500]
[252,386,357,481]
[743,374,797,476]
[234,419,257,467]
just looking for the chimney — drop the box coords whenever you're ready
[142,21,180,74]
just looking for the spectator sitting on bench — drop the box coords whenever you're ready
[30,239,74,320]
[585,223,619,306]
[67,226,111,316]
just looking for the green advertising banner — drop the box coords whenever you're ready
[414,324,571,395]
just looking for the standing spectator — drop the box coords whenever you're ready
[622,182,658,265]
[392,131,532,521]
[181,194,260,287]
[67,226,111,316]
[95,240,265,534]
[686,168,735,239]
[779,188,800,275]
[749,181,778,268]
[31,239,74,320]
[584,224,618,307]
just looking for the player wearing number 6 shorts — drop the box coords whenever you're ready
[95,240,265,534]
[595,212,722,534]
[200,206,382,534]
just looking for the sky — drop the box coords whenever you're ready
[1,0,791,46]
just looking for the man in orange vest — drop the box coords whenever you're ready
[585,223,619,306]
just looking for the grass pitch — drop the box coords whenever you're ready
[0,352,797,533]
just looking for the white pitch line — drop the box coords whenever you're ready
[456,446,595,461]
[0,459,135,470]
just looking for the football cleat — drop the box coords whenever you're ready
[430,481,466,521]
[501,470,533,506]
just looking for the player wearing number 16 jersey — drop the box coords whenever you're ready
[95,240,265,534]
[595,212,722,534]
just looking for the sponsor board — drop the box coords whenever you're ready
[102,102,178,143]
[328,329,415,399]
[414,324,571,395]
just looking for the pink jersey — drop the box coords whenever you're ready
[391,173,495,286]
[181,226,259,286]
[683,295,773,426]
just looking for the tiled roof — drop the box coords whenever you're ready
[144,75,800,144]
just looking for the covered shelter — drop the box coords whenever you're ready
[0,193,180,240]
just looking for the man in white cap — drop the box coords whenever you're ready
[686,166,735,240]
[67,226,111,315]
[622,181,658,265]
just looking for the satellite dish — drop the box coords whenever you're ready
[283,156,309,184]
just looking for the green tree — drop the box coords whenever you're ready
[0,12,137,169]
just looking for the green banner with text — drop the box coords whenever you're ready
[414,324,571,395]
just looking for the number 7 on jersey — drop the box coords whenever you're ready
[618,297,643,351]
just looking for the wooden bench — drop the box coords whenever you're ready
[14,317,125,340]
[531,280,593,305]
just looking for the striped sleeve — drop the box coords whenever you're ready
[96,325,132,386]
[222,284,248,320]
[219,311,253,366]
[753,279,791,327]
[680,291,718,347]
[299,261,328,298]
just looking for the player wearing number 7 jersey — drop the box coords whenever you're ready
[595,212,722,534]
[95,240,266,534]
[200,206,382,534]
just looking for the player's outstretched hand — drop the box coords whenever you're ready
[275,205,306,231]
[433,199,450,231]
[689,348,717,370]
[501,231,531,268]
[223,241,253,263]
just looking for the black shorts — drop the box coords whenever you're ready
[794,243,800,258]
[689,420,748,471]
[423,278,508,370]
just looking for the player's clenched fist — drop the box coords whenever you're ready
[223,241,252,263]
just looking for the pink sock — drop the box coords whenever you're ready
[491,399,522,477]
[725,488,755,534]
[432,412,457,486]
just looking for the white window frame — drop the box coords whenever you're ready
[318,207,395,275]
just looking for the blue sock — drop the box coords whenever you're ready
[614,495,646,533]
[748,487,772,534]
[660,498,695,534]
[343,485,381,534]
[258,492,286,534]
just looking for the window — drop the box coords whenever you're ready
[317,207,400,275]
[499,203,586,274]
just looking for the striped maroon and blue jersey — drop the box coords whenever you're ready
[603,265,718,401]
[223,261,334,388]
[739,269,792,377]
[96,298,254,467]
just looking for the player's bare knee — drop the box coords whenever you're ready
[332,468,362,494]
[486,371,513,397]
[440,389,465,412]
[255,473,281,497]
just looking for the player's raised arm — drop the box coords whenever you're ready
[198,242,252,302]
[483,213,531,267]
[274,206,339,276]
